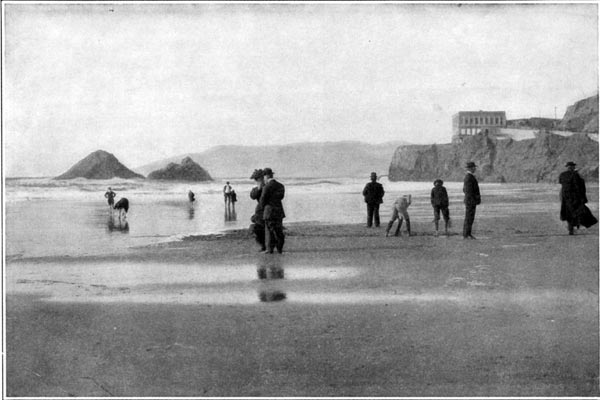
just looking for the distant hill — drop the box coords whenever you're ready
[135,141,409,179]
[147,157,212,181]
[55,150,144,180]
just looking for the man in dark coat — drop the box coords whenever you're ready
[463,161,481,240]
[362,172,385,227]
[259,168,286,254]
[559,161,588,235]
[249,169,266,251]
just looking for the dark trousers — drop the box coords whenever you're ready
[366,203,381,227]
[463,204,477,237]
[266,219,285,253]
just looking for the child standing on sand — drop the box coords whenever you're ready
[386,194,412,237]
[431,179,450,236]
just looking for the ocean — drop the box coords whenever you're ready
[5,177,562,259]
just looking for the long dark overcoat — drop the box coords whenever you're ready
[260,179,286,220]
[559,170,587,222]
[463,173,481,205]
[362,181,385,204]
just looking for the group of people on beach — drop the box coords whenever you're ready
[101,159,594,251]
[363,160,594,239]
[104,187,129,219]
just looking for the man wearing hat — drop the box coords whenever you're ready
[362,172,385,228]
[259,168,286,253]
[431,179,450,236]
[463,162,481,239]
[559,161,588,235]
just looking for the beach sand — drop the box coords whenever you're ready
[6,194,599,397]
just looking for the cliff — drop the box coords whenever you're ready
[389,132,598,183]
[557,95,599,133]
[147,157,212,181]
[55,150,144,180]
[136,141,409,179]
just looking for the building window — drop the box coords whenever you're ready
[485,117,489,124]
[475,118,478,124]
[495,117,499,124]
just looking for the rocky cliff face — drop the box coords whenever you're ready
[389,132,598,183]
[55,150,144,180]
[147,157,212,181]
[557,95,598,133]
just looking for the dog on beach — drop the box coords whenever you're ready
[113,197,129,219]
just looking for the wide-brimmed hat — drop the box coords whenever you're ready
[433,179,444,186]
[565,161,577,167]
[250,169,264,180]
[263,168,274,177]
[465,161,477,169]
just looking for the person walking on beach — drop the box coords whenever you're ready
[188,190,195,203]
[463,161,481,240]
[259,168,286,254]
[386,194,412,237]
[250,169,267,251]
[363,172,385,228]
[431,179,451,237]
[104,187,116,208]
[559,161,591,235]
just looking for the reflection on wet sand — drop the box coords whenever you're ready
[259,290,286,302]
[257,256,286,302]
[107,214,129,233]
[224,208,237,222]
[188,204,195,220]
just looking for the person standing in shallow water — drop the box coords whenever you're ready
[362,172,385,228]
[104,187,116,208]
[559,161,588,235]
[250,169,266,252]
[259,168,286,254]
[463,161,481,240]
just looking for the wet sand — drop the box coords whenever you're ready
[6,196,600,396]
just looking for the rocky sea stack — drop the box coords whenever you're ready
[147,157,212,181]
[55,150,144,180]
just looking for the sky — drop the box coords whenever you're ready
[3,2,598,177]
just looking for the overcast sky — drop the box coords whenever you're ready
[4,2,598,177]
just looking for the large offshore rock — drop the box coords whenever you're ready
[55,150,144,180]
[147,157,212,181]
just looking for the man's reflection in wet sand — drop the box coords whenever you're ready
[107,214,129,233]
[257,255,286,302]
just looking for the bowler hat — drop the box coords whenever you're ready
[433,179,444,186]
[465,161,477,169]
[263,168,274,177]
[565,161,577,167]
[370,172,377,177]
